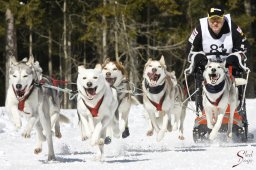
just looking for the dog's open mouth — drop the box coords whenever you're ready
[16,89,26,98]
[84,87,97,99]
[14,85,28,99]
[105,77,116,86]
[147,72,160,84]
[209,73,220,84]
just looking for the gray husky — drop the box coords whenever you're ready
[5,55,68,161]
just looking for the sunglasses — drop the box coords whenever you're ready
[208,16,224,23]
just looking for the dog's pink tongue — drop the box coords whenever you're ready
[148,72,156,80]
[87,88,96,95]
[106,78,114,85]
[213,75,218,80]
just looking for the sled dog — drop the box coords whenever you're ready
[102,59,139,138]
[76,65,120,160]
[202,61,242,140]
[142,55,187,141]
[5,55,67,160]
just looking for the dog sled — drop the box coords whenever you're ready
[192,105,251,142]
[184,52,254,143]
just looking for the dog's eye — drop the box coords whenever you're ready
[23,75,28,78]
[12,75,17,78]
[209,66,212,68]
[103,67,107,70]
[83,77,86,79]
[113,68,117,71]
[218,66,221,68]
[93,76,98,79]
[158,66,161,68]
[149,65,152,67]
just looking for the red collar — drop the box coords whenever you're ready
[82,96,104,117]
[147,93,166,111]
[13,84,34,112]
[205,93,224,107]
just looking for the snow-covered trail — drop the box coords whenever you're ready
[0,100,256,170]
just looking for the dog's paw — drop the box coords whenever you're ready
[81,136,88,141]
[48,154,56,161]
[22,131,31,138]
[122,127,130,138]
[156,130,165,142]
[104,136,112,144]
[98,138,105,145]
[227,132,232,138]
[146,130,153,136]
[178,135,185,140]
[34,148,42,154]
[55,131,62,138]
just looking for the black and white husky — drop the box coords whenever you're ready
[142,55,187,141]
[202,61,246,140]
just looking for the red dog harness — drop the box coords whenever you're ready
[147,93,166,111]
[13,84,34,113]
[82,96,104,117]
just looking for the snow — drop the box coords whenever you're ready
[0,100,256,170]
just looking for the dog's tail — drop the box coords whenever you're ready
[59,114,70,123]
[235,78,247,86]
[131,96,141,105]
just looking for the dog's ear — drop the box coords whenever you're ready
[103,58,110,65]
[95,63,102,71]
[78,65,85,74]
[145,58,152,67]
[26,54,35,66]
[10,56,18,66]
[220,60,226,68]
[160,55,166,68]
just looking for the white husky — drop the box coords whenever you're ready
[5,55,66,160]
[102,59,139,138]
[142,55,187,141]
[76,65,120,160]
[202,61,246,140]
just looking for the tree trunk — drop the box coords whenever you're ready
[146,2,150,56]
[29,25,33,56]
[5,8,17,93]
[67,29,72,108]
[114,2,119,61]
[102,0,107,62]
[63,0,70,108]
[48,29,53,75]
[244,0,255,98]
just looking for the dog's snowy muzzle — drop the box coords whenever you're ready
[84,86,97,99]
[208,73,220,84]
[105,77,116,86]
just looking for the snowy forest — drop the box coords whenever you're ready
[0,0,256,107]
